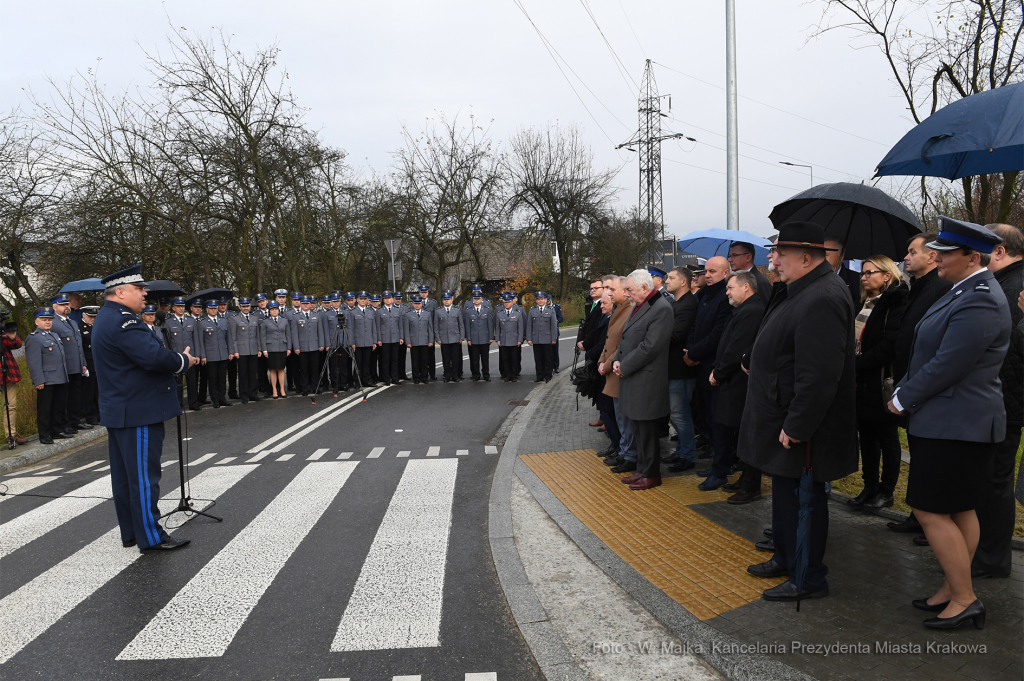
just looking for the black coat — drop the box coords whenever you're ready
[668,292,698,380]
[854,282,908,421]
[892,268,952,383]
[685,279,732,376]
[738,261,858,482]
[713,295,765,427]
[837,265,861,308]
[580,299,604,349]
[994,259,1024,428]
[585,313,611,411]
[740,267,772,306]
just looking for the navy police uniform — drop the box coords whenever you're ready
[93,265,193,552]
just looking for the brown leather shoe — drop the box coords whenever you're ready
[597,426,606,432]
[629,477,662,490]
[620,472,643,484]
[589,420,604,427]
[13,435,27,445]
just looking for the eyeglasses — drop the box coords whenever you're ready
[860,269,883,277]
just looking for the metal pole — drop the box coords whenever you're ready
[725,0,740,231]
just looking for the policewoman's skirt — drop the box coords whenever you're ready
[906,435,994,514]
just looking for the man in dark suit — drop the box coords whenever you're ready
[727,241,771,305]
[665,266,698,471]
[702,272,765,491]
[825,236,862,307]
[741,223,858,602]
[613,269,674,490]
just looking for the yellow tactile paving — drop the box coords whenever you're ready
[520,450,785,621]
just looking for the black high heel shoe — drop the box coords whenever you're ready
[923,599,985,630]
[912,598,950,612]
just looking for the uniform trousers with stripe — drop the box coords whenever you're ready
[236,354,259,401]
[36,382,68,440]
[440,343,462,380]
[108,422,169,550]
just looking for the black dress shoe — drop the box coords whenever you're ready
[140,537,191,553]
[971,567,1011,579]
[190,405,203,412]
[763,580,828,602]
[722,481,741,491]
[747,559,788,578]
[76,423,94,430]
[696,467,714,477]
[611,459,637,474]
[763,528,773,539]
[755,538,774,552]
[728,489,762,505]
[483,377,491,382]
[862,492,894,510]
[202,400,212,405]
[887,514,922,533]
[596,446,617,458]
[668,460,695,473]
[122,539,137,548]
[847,487,876,507]
[39,438,54,444]
[53,432,73,439]
[923,599,985,630]
[912,598,950,612]
[604,455,622,467]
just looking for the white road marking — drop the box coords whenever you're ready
[485,446,498,454]
[0,477,59,503]
[275,454,294,462]
[268,386,390,453]
[395,429,403,432]
[32,467,62,475]
[308,448,329,460]
[337,452,354,459]
[466,674,498,681]
[65,461,104,474]
[95,465,110,472]
[319,678,350,681]
[367,447,385,458]
[426,446,440,457]
[456,449,469,456]
[5,464,50,476]
[188,453,218,466]
[246,451,272,463]
[246,393,364,453]
[118,462,358,660]
[0,465,256,665]
[397,451,410,458]
[215,457,236,465]
[332,458,458,652]
[393,677,422,681]
[161,461,177,468]
[0,476,112,559]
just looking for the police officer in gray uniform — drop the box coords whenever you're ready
[393,291,411,381]
[165,297,203,411]
[50,294,89,434]
[464,290,494,381]
[349,291,378,386]
[434,290,464,382]
[284,291,303,391]
[26,308,70,444]
[418,286,438,381]
[292,295,325,395]
[376,291,404,385]
[495,291,526,381]
[198,300,235,407]
[403,294,434,383]
[230,298,262,403]
[527,291,559,382]
[142,305,165,347]
[189,299,210,405]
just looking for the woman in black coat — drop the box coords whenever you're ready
[849,256,909,511]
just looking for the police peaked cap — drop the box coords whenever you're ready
[238,297,252,305]
[928,216,1003,253]
[171,297,186,306]
[410,294,423,303]
[205,300,219,308]
[442,290,454,298]
[274,289,288,296]
[142,305,157,314]
[267,301,280,309]
[34,307,55,318]
[101,263,145,287]
[50,294,70,305]
[255,293,267,301]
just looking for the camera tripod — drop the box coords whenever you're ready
[311,312,368,405]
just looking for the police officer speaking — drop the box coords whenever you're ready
[92,264,199,553]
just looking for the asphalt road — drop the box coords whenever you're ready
[0,339,577,680]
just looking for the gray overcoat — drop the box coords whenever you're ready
[614,294,673,421]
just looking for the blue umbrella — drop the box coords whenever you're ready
[59,278,105,293]
[875,82,1023,179]
[677,228,774,266]
[792,441,814,612]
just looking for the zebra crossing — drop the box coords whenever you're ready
[0,453,478,671]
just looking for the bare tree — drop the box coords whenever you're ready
[586,206,662,277]
[814,0,1024,223]
[506,123,616,298]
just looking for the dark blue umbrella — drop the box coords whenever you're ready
[875,82,1023,179]
[792,441,814,611]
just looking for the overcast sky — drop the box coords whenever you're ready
[1,0,920,239]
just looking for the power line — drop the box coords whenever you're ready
[577,0,639,96]
[663,156,806,192]
[651,61,890,147]
[617,0,647,58]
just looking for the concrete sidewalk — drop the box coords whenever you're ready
[505,372,1023,681]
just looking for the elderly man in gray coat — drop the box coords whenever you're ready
[613,269,675,490]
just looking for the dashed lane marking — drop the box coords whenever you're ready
[397,451,410,458]
[426,446,440,457]
[215,457,236,465]
[367,447,385,459]
[65,461,104,474]
[485,446,498,454]
[456,450,468,456]
[275,454,294,462]
[161,461,177,468]
[337,452,354,460]
[466,674,499,681]
[308,448,329,461]
[246,451,272,463]
[95,465,110,472]
[188,453,218,466]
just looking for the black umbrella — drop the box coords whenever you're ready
[145,280,186,298]
[186,287,234,306]
[768,182,922,261]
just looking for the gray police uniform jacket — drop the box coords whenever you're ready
[26,329,69,386]
[421,298,438,315]
[164,314,202,358]
[348,306,378,347]
[259,315,292,353]
[291,312,324,352]
[229,313,262,356]
[526,305,559,344]
[463,305,494,344]
[198,316,234,362]
[896,269,1011,443]
[403,308,434,346]
[51,315,85,375]
[495,307,525,346]
[148,324,167,348]
[377,306,404,343]
[433,305,464,344]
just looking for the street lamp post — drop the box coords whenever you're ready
[779,161,813,187]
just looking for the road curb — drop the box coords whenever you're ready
[488,378,589,681]
[0,426,108,475]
